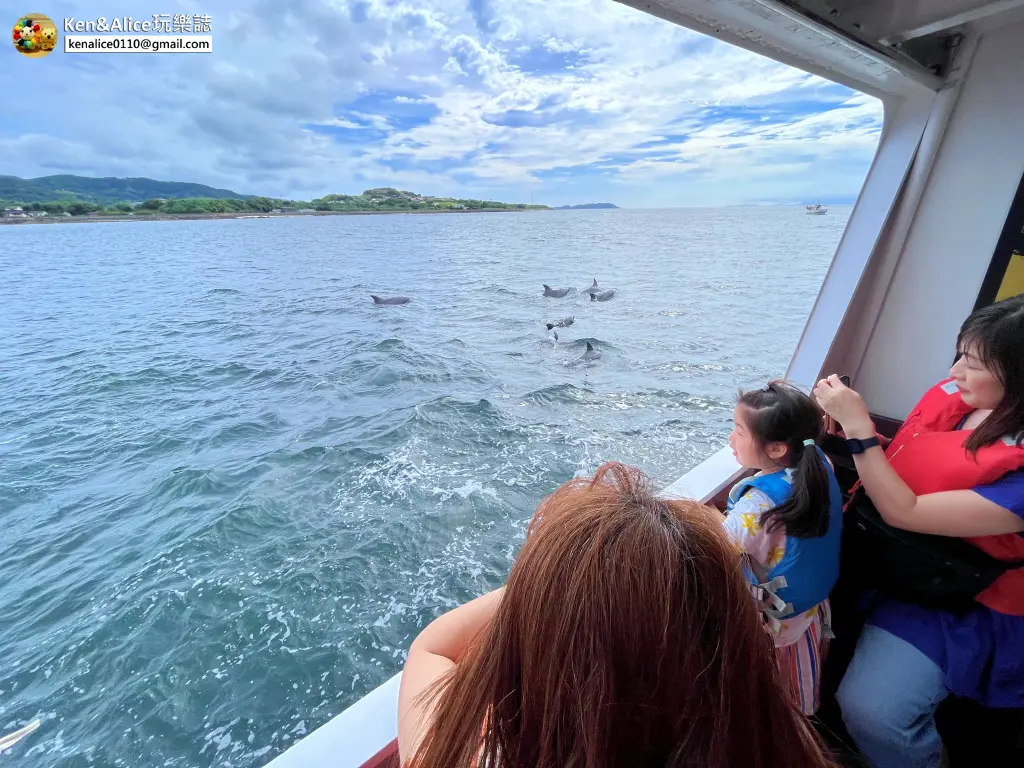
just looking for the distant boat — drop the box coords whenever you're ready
[806,204,828,215]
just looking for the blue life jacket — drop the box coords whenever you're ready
[726,446,843,619]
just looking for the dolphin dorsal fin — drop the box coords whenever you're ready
[592,279,598,286]
[586,342,594,351]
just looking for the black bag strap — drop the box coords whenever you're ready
[849,489,1024,570]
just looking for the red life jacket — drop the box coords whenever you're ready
[883,378,1024,615]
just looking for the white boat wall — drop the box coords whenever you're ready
[264,1,1024,766]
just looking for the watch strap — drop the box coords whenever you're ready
[846,436,881,455]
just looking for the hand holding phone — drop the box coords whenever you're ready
[822,375,851,435]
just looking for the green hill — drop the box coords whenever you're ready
[0,176,548,216]
[0,175,249,204]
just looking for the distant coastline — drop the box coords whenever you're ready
[0,207,543,226]
[0,176,550,221]
[0,174,628,224]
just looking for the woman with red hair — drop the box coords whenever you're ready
[397,462,837,768]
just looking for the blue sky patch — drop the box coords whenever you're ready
[508,44,589,74]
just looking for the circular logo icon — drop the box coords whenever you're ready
[12,13,57,57]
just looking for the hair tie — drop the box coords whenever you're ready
[803,438,815,447]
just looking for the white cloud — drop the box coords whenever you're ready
[350,112,394,131]
[542,37,581,53]
[442,56,468,77]
[309,117,366,130]
[0,0,882,205]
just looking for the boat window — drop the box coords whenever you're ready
[975,169,1024,307]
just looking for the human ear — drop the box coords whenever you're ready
[765,442,788,462]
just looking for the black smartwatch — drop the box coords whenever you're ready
[845,436,881,455]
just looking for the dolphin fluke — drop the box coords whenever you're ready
[371,295,411,306]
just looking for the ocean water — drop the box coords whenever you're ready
[0,207,848,766]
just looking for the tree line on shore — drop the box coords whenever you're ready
[1,186,547,217]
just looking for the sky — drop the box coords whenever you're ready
[3,0,884,207]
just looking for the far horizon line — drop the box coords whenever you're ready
[1,173,856,210]
[545,202,854,209]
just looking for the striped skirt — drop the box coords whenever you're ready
[775,600,831,716]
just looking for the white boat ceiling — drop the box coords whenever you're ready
[612,0,1024,98]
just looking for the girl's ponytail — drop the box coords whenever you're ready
[762,439,831,538]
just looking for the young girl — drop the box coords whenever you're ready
[724,380,844,716]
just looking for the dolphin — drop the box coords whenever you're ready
[371,295,411,306]
[545,316,575,330]
[0,720,40,751]
[582,279,601,296]
[543,284,572,298]
[582,341,601,360]
[590,289,616,302]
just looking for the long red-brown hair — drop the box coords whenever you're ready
[406,462,837,768]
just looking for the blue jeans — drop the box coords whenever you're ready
[837,625,948,768]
